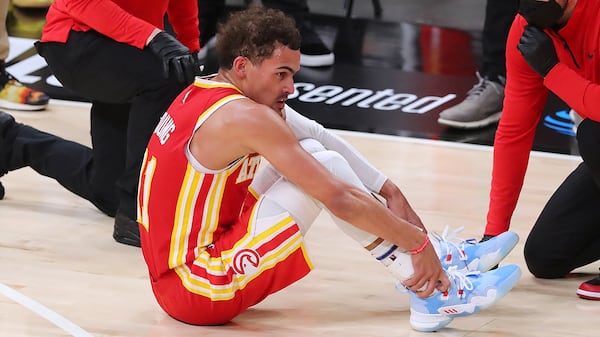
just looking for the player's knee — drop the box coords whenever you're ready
[299,138,363,189]
[299,138,325,154]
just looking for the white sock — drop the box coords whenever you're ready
[367,238,415,281]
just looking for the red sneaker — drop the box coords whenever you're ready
[577,274,600,300]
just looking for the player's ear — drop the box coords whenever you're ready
[232,56,248,77]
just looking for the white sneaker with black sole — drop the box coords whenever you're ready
[298,22,334,67]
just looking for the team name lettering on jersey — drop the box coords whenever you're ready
[155,113,176,145]
[236,156,261,183]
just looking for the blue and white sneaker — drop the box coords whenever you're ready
[429,227,519,273]
[405,264,521,332]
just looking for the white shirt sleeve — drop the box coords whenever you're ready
[284,105,388,193]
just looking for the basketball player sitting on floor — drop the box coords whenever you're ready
[136,7,522,332]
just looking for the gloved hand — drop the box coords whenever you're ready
[147,31,200,84]
[517,25,559,77]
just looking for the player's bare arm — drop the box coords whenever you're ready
[379,179,426,231]
[216,100,449,296]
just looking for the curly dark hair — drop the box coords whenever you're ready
[216,7,302,69]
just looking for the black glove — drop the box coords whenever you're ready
[147,31,200,84]
[517,25,559,77]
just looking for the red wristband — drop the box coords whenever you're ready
[408,235,430,255]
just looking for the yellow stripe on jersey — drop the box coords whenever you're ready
[175,222,309,300]
[197,169,227,244]
[247,185,260,201]
[194,94,246,131]
[178,234,307,300]
[192,197,265,274]
[169,157,247,269]
[193,78,240,91]
[173,204,311,300]
[137,149,152,231]
[190,210,295,275]
[170,164,204,268]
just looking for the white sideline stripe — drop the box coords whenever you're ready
[0,282,95,337]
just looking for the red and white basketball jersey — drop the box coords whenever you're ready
[137,79,261,279]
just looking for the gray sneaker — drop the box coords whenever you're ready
[438,72,505,129]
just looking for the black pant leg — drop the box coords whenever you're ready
[197,0,226,46]
[524,163,600,278]
[115,80,186,220]
[1,117,122,215]
[35,31,188,219]
[480,0,519,80]
[88,102,130,216]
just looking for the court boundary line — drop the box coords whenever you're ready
[0,282,95,337]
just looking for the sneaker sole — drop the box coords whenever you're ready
[0,99,48,111]
[409,265,521,331]
[300,53,335,67]
[576,289,600,300]
[437,111,501,129]
[409,308,453,332]
[113,230,141,247]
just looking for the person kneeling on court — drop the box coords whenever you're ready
[136,7,522,332]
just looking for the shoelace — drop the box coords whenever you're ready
[464,71,504,100]
[394,265,479,298]
[431,225,477,264]
[443,265,478,298]
[465,72,488,99]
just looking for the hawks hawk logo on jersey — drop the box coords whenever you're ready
[232,248,261,275]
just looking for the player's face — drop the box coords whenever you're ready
[244,44,300,113]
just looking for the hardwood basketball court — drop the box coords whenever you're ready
[1,101,597,337]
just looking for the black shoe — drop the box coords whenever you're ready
[480,234,496,242]
[113,212,141,247]
[0,110,17,178]
[298,22,334,67]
